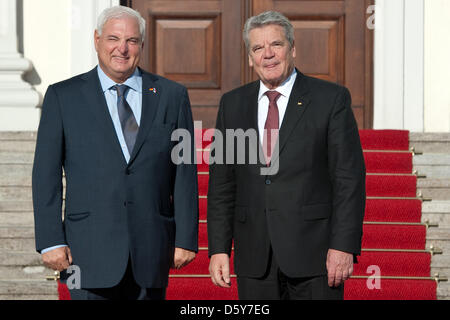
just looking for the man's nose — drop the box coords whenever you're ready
[118,40,128,54]
[263,46,275,58]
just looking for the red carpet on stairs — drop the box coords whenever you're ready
[58,129,437,300]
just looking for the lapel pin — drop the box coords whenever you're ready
[298,101,303,106]
[149,88,157,94]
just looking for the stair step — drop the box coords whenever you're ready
[413,166,450,179]
[0,152,34,164]
[0,265,54,280]
[0,294,58,300]
[0,132,37,141]
[414,154,450,165]
[0,212,34,226]
[0,201,33,212]
[410,133,450,153]
[0,141,36,153]
[0,164,32,186]
[0,238,35,251]
[417,179,450,201]
[0,279,57,295]
[437,283,450,300]
[422,201,450,213]
[0,226,34,238]
[422,213,450,227]
[0,251,42,266]
[0,187,32,201]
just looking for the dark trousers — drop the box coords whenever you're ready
[237,249,344,300]
[68,257,166,300]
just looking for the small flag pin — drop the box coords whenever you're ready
[149,88,157,94]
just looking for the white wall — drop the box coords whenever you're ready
[424,0,450,132]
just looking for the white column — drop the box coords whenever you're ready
[404,0,424,132]
[0,0,40,131]
[373,0,425,132]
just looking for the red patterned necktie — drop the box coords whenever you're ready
[263,91,281,165]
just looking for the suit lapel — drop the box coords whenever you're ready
[269,70,311,168]
[128,69,160,164]
[80,68,127,165]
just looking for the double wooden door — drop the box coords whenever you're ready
[126,0,373,128]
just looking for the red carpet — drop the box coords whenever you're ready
[59,129,437,300]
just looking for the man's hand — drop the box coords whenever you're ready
[172,248,196,269]
[209,253,231,288]
[326,248,354,287]
[42,247,72,272]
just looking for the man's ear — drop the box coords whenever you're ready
[248,55,253,68]
[94,30,100,52]
[291,41,296,59]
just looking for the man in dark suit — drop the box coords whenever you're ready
[208,11,366,300]
[32,6,198,300]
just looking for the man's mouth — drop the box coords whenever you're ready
[264,63,279,69]
[113,56,129,62]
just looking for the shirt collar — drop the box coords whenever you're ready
[258,68,297,102]
[97,66,142,93]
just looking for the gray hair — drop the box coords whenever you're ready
[97,5,146,41]
[243,11,294,52]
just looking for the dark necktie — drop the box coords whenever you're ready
[263,91,281,165]
[114,85,139,155]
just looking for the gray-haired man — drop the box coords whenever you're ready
[33,5,199,300]
[207,11,366,300]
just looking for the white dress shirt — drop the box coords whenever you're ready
[257,69,297,144]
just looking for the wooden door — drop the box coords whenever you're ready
[127,0,373,128]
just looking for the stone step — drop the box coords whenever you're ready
[417,179,450,201]
[414,154,450,166]
[0,164,32,186]
[414,165,450,179]
[422,202,450,226]
[0,226,34,238]
[0,251,42,266]
[0,151,34,164]
[0,132,37,141]
[0,265,54,280]
[423,213,450,227]
[422,201,450,213]
[0,294,59,300]
[0,279,57,295]
[0,201,33,212]
[437,284,450,300]
[410,133,450,153]
[426,227,450,241]
[0,187,32,201]
[0,238,35,251]
[0,141,36,153]
[0,211,34,226]
[429,254,450,268]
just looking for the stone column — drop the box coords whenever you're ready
[0,0,40,131]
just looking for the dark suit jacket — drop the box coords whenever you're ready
[207,70,366,278]
[32,67,198,289]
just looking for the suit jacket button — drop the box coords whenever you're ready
[265,179,272,185]
[126,169,131,175]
